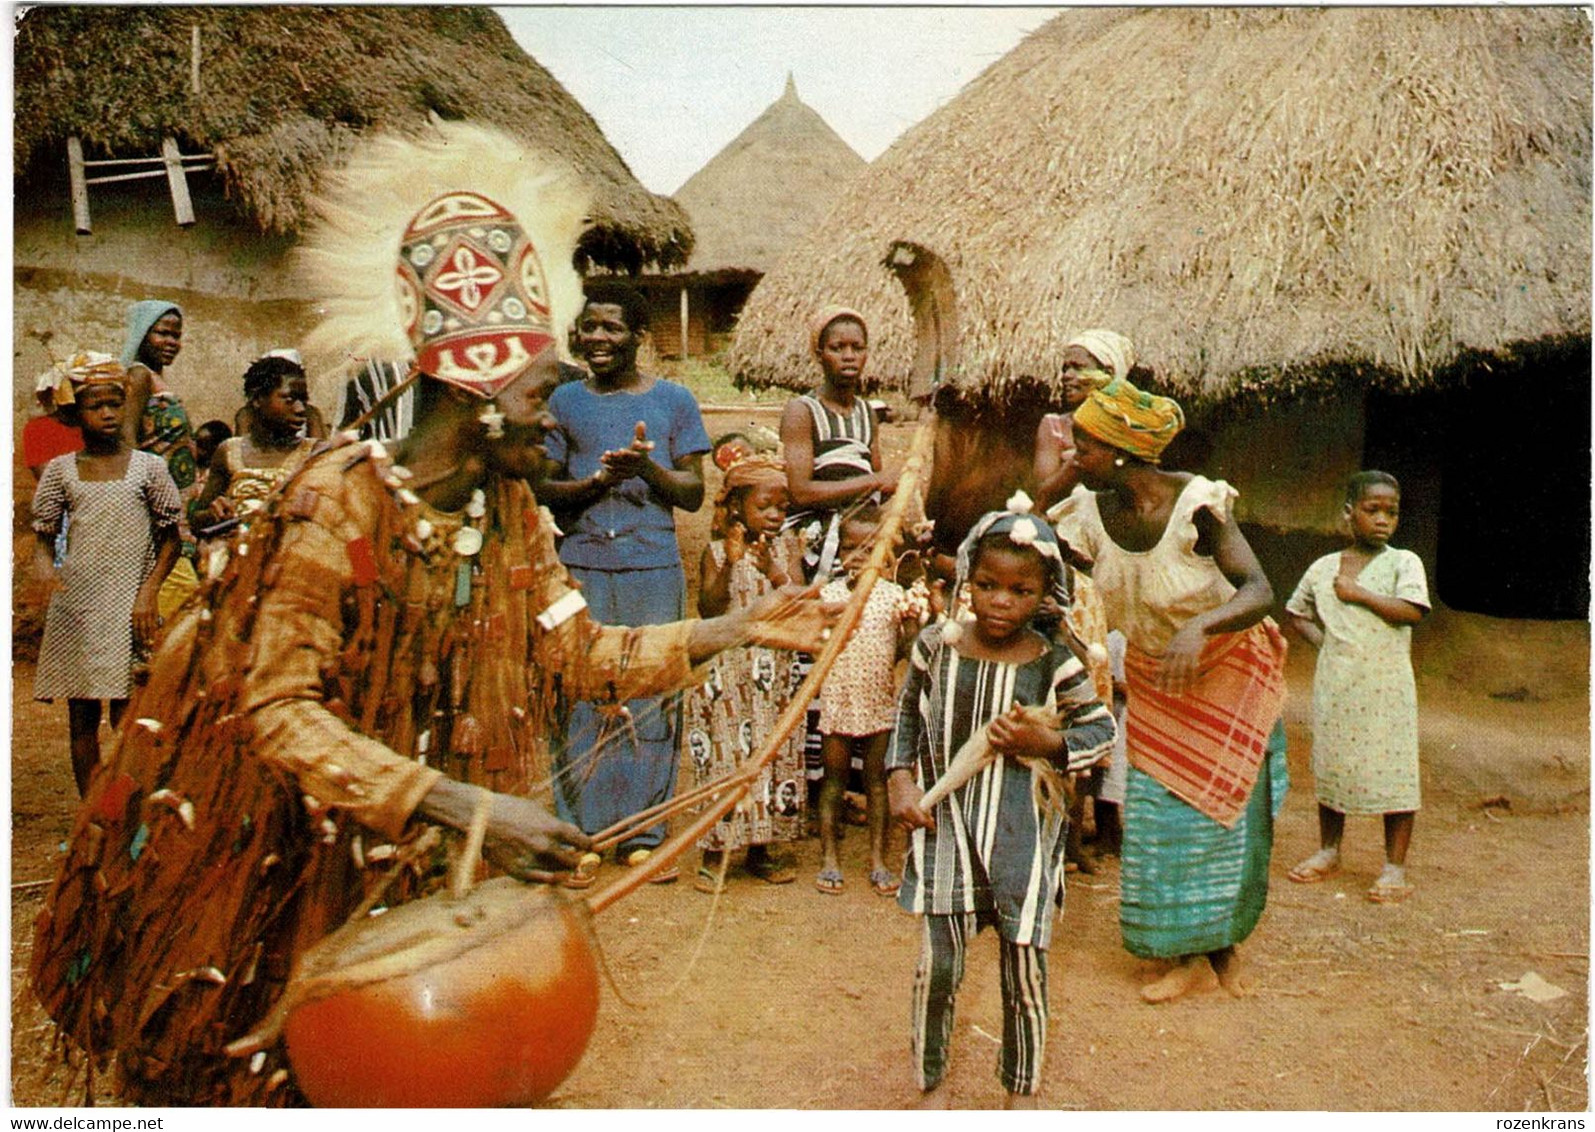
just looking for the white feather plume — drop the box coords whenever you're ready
[296,119,590,403]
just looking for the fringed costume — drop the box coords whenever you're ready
[29,435,704,1105]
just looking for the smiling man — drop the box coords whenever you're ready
[538,281,711,884]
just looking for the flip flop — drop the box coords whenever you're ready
[868,868,901,897]
[562,851,603,890]
[693,867,726,895]
[1287,851,1342,884]
[815,867,844,895]
[625,847,679,885]
[1367,874,1414,904]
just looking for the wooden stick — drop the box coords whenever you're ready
[587,774,748,852]
[449,789,492,901]
[162,137,196,227]
[67,137,90,234]
[585,414,937,915]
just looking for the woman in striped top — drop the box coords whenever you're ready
[779,305,898,581]
[888,502,1116,1107]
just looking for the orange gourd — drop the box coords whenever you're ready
[279,878,598,1107]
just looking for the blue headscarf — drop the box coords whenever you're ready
[119,300,182,369]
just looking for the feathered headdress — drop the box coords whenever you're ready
[297,119,589,405]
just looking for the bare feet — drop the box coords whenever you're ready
[1005,1092,1039,1109]
[1134,957,1176,985]
[1208,946,1252,998]
[1139,955,1218,1003]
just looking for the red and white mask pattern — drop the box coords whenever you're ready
[396,191,556,399]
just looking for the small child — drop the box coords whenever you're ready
[32,353,183,795]
[1285,470,1429,903]
[191,420,232,472]
[685,451,807,892]
[816,503,918,897]
[888,502,1115,1107]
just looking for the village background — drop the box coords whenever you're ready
[9,5,1590,1113]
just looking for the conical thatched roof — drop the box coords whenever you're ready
[674,74,866,273]
[13,6,691,271]
[731,8,1592,403]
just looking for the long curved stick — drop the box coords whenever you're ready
[586,413,937,914]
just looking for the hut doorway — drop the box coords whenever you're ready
[1364,339,1591,620]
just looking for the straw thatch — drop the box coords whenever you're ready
[674,74,866,273]
[730,8,1591,404]
[13,6,691,271]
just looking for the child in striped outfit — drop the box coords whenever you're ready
[887,496,1115,1107]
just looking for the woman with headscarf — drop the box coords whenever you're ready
[1033,328,1136,511]
[1049,377,1288,1004]
[779,305,897,582]
[120,300,201,617]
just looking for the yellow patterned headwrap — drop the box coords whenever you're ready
[1073,377,1184,463]
[46,351,128,407]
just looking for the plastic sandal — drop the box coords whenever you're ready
[868,868,901,897]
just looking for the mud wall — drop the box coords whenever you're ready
[14,174,320,430]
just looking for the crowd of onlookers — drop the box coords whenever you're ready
[25,282,1428,1108]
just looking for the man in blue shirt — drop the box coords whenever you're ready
[541,282,711,882]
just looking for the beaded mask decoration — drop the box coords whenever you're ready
[396,190,557,403]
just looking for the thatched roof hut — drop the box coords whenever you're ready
[676,73,866,274]
[13,5,691,272]
[637,74,866,359]
[730,7,1591,405]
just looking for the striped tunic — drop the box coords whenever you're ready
[782,393,878,580]
[889,625,1117,948]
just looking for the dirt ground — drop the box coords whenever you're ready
[9,411,1590,1110]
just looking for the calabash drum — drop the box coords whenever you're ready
[282,877,599,1107]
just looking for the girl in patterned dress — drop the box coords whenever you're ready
[1285,471,1429,903]
[887,503,1116,1106]
[686,452,807,893]
[31,354,183,795]
[816,505,919,896]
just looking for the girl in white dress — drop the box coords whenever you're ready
[32,354,182,795]
[1284,471,1429,903]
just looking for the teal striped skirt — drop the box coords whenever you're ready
[1120,721,1289,959]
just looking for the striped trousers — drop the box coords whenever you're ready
[911,913,1050,1096]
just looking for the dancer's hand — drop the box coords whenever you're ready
[419,780,591,883]
[482,795,592,882]
[742,584,843,652]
